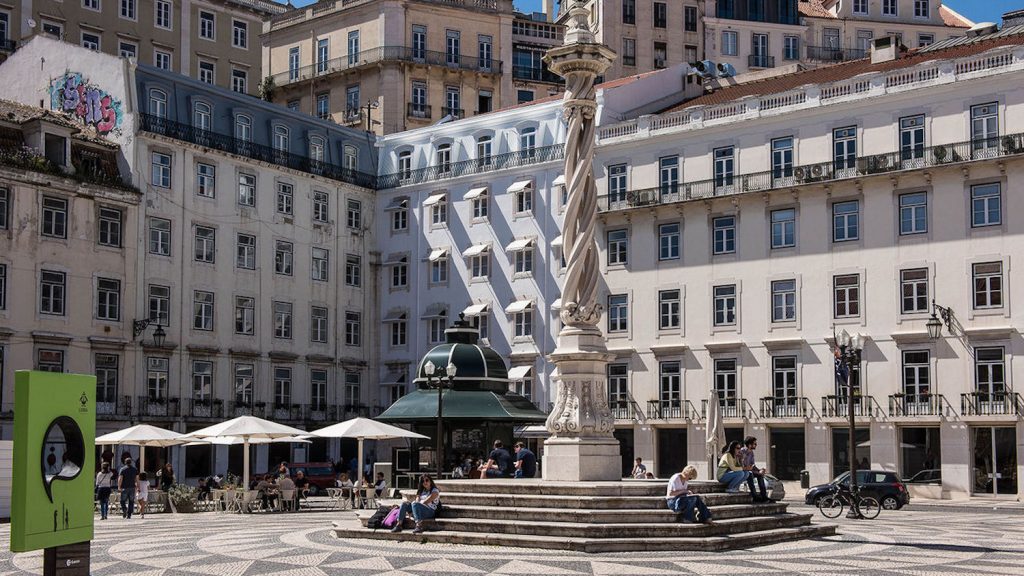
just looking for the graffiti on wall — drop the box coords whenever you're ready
[48,72,124,135]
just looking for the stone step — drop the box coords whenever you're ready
[332,522,836,553]
[440,502,789,523]
[434,479,723,497]
[430,491,759,509]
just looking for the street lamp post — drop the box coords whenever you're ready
[133,316,166,346]
[836,330,864,518]
[926,299,955,340]
[423,360,457,477]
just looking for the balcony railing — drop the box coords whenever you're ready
[806,45,866,62]
[341,108,364,126]
[609,400,640,420]
[378,143,562,188]
[189,399,224,419]
[598,132,1024,212]
[889,393,954,417]
[304,403,337,422]
[340,404,381,418]
[407,103,432,120]
[821,395,879,418]
[646,399,701,420]
[961,392,1024,416]
[759,396,812,418]
[138,396,180,418]
[96,395,132,419]
[441,107,465,120]
[272,404,303,421]
[139,113,376,188]
[512,65,564,84]
[271,46,501,86]
[229,401,266,418]
[748,54,775,68]
[702,398,755,419]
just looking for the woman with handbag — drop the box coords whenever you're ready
[95,462,114,520]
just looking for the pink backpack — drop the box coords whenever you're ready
[382,506,401,528]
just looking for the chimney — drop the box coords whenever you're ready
[870,35,901,64]
[542,0,554,21]
[1004,9,1024,28]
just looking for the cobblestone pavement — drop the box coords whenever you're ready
[3,504,1024,575]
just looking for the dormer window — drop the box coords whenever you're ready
[44,133,68,168]
[436,143,452,173]
[193,102,212,132]
[149,89,167,118]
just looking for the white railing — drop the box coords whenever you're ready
[956,52,1014,74]
[649,111,693,131]
[885,66,939,88]
[705,102,745,121]
[761,91,807,112]
[598,121,638,140]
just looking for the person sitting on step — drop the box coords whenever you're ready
[717,441,755,494]
[631,457,648,479]
[391,474,441,534]
[740,436,770,503]
[666,465,712,524]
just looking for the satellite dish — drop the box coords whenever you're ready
[27,18,37,28]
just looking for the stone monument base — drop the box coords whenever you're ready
[542,437,622,481]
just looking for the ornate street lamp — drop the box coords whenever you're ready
[926,299,955,340]
[837,330,864,518]
[133,317,166,347]
[423,360,457,477]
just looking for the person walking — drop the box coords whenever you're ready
[136,472,149,518]
[513,442,537,479]
[117,457,138,519]
[666,465,712,523]
[390,475,441,534]
[95,462,114,520]
[740,436,769,502]
[716,441,752,494]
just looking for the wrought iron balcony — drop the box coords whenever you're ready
[138,113,376,188]
[407,103,432,120]
[821,395,879,418]
[304,403,336,421]
[271,46,501,86]
[806,45,866,62]
[229,401,265,418]
[138,395,180,418]
[342,108,363,126]
[441,107,465,120]
[188,399,224,419]
[598,132,1024,212]
[378,143,562,189]
[646,399,701,420]
[609,400,640,420]
[702,398,754,419]
[889,393,954,417]
[759,396,812,418]
[748,54,775,68]
[512,65,564,84]
[272,404,303,421]
[961,391,1023,416]
[96,395,132,419]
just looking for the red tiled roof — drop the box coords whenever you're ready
[662,32,1023,113]
[798,0,834,19]
[939,5,973,28]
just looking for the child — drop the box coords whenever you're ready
[666,465,712,524]
[136,472,149,518]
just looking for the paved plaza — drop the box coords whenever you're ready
[3,504,1024,576]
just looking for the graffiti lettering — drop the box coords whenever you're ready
[48,72,124,136]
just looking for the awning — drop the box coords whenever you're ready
[382,309,407,322]
[428,248,449,261]
[507,180,533,193]
[552,174,565,186]
[376,389,548,423]
[462,243,490,257]
[464,186,488,200]
[384,373,407,386]
[508,366,532,380]
[551,235,563,247]
[421,304,447,320]
[423,192,446,207]
[505,238,535,252]
[504,299,534,314]
[384,197,408,211]
[383,254,408,266]
[463,302,490,317]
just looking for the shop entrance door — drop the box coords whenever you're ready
[657,428,687,477]
[971,426,1018,495]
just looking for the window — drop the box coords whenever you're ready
[713,285,736,326]
[475,137,493,167]
[653,2,667,27]
[193,291,214,330]
[120,0,136,20]
[199,11,215,39]
[660,361,681,407]
[345,254,361,287]
[902,351,930,401]
[751,33,768,65]
[273,301,293,339]
[309,137,325,163]
[288,47,300,81]
[274,367,292,407]
[520,127,536,155]
[146,357,168,398]
[0,188,6,230]
[470,254,489,279]
[231,69,247,94]
[607,229,628,265]
[771,279,796,322]
[622,38,636,66]
[431,257,448,284]
[973,262,1003,309]
[155,0,171,28]
[722,31,738,56]
[193,361,213,400]
[713,147,734,189]
[0,264,5,310]
[81,32,100,51]
[234,115,252,142]
[392,203,408,232]
[609,164,628,202]
[517,90,535,104]
[311,370,329,409]
[654,41,667,68]
[344,198,361,229]
[914,0,928,17]
[608,294,628,332]
[343,371,360,407]
[971,103,999,155]
[236,233,255,269]
[659,156,679,197]
[95,353,119,404]
[917,33,934,47]
[975,347,1005,396]
[900,268,929,314]
[155,50,171,70]
[83,0,99,10]
[98,207,122,247]
[853,0,867,14]
[899,115,925,162]
[311,306,328,343]
[273,125,289,153]
[659,289,680,330]
[971,183,1001,227]
[685,45,698,65]
[783,36,799,60]
[314,94,330,120]
[42,196,68,238]
[659,223,680,260]
[412,25,426,59]
[345,311,361,346]
[444,29,460,67]
[514,310,533,338]
[714,359,738,409]
[119,41,137,59]
[237,173,255,207]
[194,226,216,263]
[233,363,254,404]
[514,248,533,275]
[833,274,860,318]
[684,6,697,31]
[515,188,533,215]
[833,126,857,171]
[856,29,873,52]
[429,315,447,344]
[37,349,65,373]
[472,192,488,220]
[712,216,735,255]
[391,316,407,346]
[312,247,329,282]
[622,0,636,24]
[274,241,293,275]
[232,20,248,48]
[42,21,62,38]
[431,196,448,226]
[882,0,897,16]
[345,30,361,66]
[899,192,927,235]
[832,200,860,242]
[771,208,795,249]
[276,182,293,215]
[151,152,171,187]
[149,285,170,326]
[235,296,254,334]
[196,163,216,197]
[198,61,215,84]
[436,143,452,174]
[478,35,493,70]
[773,357,797,406]
[96,278,121,321]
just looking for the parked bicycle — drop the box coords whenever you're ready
[816,483,881,519]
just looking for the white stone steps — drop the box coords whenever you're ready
[440,502,789,522]
[434,479,720,497]
[430,491,757,509]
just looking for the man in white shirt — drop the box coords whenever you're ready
[665,465,712,523]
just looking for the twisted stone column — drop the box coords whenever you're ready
[542,0,619,481]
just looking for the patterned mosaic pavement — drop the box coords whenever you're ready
[3,504,1024,575]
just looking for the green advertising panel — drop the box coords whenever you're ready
[11,371,96,552]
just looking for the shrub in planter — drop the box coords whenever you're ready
[168,484,198,513]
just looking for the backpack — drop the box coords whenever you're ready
[366,505,394,529]
[382,507,401,528]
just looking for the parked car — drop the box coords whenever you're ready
[804,470,910,510]
[904,469,941,484]
[268,462,336,496]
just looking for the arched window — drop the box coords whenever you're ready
[149,89,167,118]
[193,102,212,131]
[273,125,289,152]
[344,145,358,171]
[476,135,492,166]
[397,150,412,180]
[436,143,452,174]
[520,127,536,159]
[234,114,252,142]
[310,136,325,162]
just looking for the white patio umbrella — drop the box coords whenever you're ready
[181,435,312,447]
[308,417,428,483]
[705,390,726,480]
[187,416,307,489]
[95,424,187,474]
